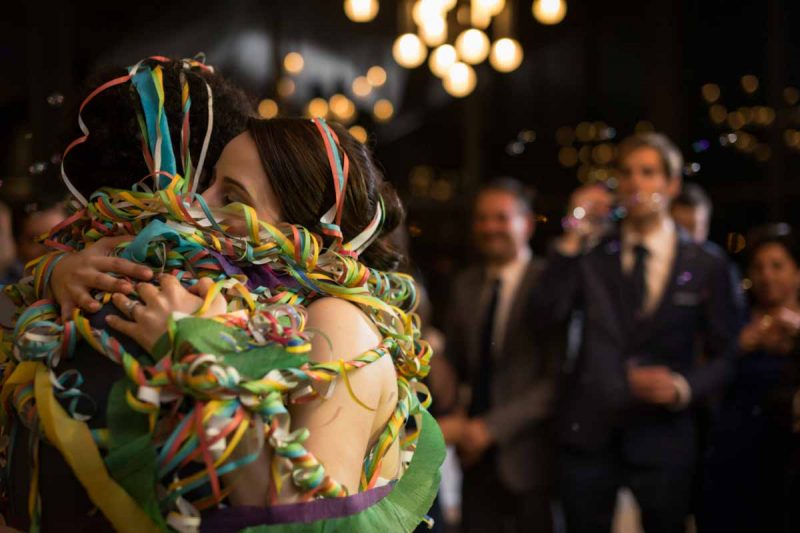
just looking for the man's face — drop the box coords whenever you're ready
[472,190,533,263]
[671,204,709,243]
[617,146,680,222]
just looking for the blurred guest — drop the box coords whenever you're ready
[670,182,745,530]
[11,197,68,266]
[699,224,800,533]
[0,202,18,284]
[440,178,557,533]
[671,183,712,244]
[534,133,739,533]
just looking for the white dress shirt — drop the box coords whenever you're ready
[486,247,532,356]
[620,216,677,315]
[621,216,691,409]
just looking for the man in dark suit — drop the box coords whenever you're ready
[440,178,557,533]
[533,133,740,533]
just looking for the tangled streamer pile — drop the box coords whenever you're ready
[0,56,435,532]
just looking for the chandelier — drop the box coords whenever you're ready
[344,0,568,97]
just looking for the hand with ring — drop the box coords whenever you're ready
[105,275,228,354]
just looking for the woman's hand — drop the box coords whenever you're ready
[105,276,227,354]
[739,312,798,355]
[50,236,154,319]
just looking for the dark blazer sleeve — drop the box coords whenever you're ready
[530,247,583,328]
[484,347,557,445]
[683,254,739,402]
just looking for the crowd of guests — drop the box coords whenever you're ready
[432,132,800,533]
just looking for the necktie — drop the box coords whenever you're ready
[630,243,649,315]
[470,277,502,417]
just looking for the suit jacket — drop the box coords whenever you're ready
[532,229,740,467]
[446,258,559,492]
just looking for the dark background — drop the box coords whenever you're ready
[2,0,799,324]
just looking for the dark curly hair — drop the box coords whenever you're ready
[62,59,254,198]
[248,118,405,272]
[747,223,800,267]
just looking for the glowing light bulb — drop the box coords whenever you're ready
[443,62,477,97]
[532,0,567,25]
[344,0,379,22]
[393,33,427,68]
[413,0,446,26]
[455,28,490,65]
[420,15,447,47]
[429,44,457,78]
[475,0,506,16]
[490,38,523,72]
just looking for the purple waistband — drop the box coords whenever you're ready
[200,483,394,532]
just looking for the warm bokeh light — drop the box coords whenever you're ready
[475,0,506,16]
[532,0,567,25]
[727,111,746,130]
[592,143,614,165]
[455,29,490,65]
[283,52,304,74]
[367,66,387,87]
[559,146,578,167]
[349,125,368,143]
[701,83,720,103]
[393,33,427,68]
[352,76,372,98]
[709,104,727,124]
[330,93,356,122]
[257,99,279,119]
[470,2,492,28]
[429,44,458,78]
[307,97,329,118]
[785,87,800,106]
[420,16,447,47]
[575,121,596,142]
[413,0,446,26]
[277,78,296,98]
[741,74,759,94]
[490,38,523,72]
[443,61,477,97]
[344,0,379,22]
[373,99,395,121]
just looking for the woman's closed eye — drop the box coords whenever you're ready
[221,177,255,206]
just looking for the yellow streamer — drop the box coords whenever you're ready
[34,363,161,533]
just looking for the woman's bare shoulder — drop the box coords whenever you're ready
[305,297,382,363]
